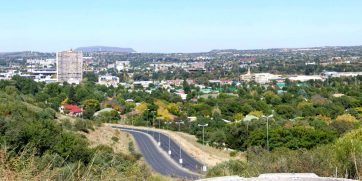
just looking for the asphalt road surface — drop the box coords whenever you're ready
[133,128,204,172]
[114,126,200,180]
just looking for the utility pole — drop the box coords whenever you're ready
[261,113,273,151]
[198,123,208,172]
[175,121,184,165]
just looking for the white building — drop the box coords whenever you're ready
[240,67,281,84]
[321,71,362,78]
[108,61,130,71]
[288,75,323,82]
[27,58,56,69]
[34,74,57,83]
[253,73,281,84]
[133,81,153,89]
[98,75,120,87]
[56,50,83,84]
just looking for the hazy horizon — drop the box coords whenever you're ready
[2,44,362,54]
[1,0,362,53]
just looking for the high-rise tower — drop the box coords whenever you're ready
[56,50,83,84]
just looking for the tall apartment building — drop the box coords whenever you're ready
[56,50,83,84]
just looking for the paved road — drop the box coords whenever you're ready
[113,127,200,180]
[131,128,204,172]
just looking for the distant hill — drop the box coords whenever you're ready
[76,46,136,53]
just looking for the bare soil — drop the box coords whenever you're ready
[82,125,137,154]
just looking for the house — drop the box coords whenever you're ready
[59,104,83,117]
[98,75,119,87]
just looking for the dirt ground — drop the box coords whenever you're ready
[106,124,245,167]
[82,125,137,154]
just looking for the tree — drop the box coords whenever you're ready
[12,75,40,95]
[275,104,296,119]
[249,111,263,118]
[82,99,100,111]
[68,86,76,104]
[167,102,180,116]
[336,114,358,123]
[83,72,98,83]
[183,80,191,94]
[233,113,244,122]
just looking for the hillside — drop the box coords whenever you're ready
[76,46,135,53]
[0,88,171,180]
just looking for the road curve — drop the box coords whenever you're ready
[114,127,200,180]
[126,128,204,172]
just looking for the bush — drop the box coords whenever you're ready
[229,151,238,157]
[207,160,247,178]
[60,119,73,130]
[37,108,56,120]
[111,136,119,143]
[73,119,94,133]
[207,128,362,180]
[54,132,93,163]
[246,126,337,150]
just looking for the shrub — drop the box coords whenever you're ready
[111,136,119,143]
[37,108,56,120]
[53,132,93,163]
[229,151,238,157]
[73,119,94,133]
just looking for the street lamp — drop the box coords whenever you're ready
[261,113,273,151]
[146,109,150,134]
[198,123,208,172]
[175,121,184,165]
[151,110,156,138]
[157,118,161,146]
[165,122,172,155]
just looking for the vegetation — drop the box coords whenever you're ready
[1,71,362,179]
[0,78,154,180]
[207,127,362,179]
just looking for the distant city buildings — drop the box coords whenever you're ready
[288,75,323,82]
[107,61,130,71]
[26,58,56,69]
[149,62,206,72]
[240,67,282,84]
[56,50,83,84]
[98,75,120,87]
[321,71,362,78]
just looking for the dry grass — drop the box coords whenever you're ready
[82,125,138,155]
[107,124,245,167]
[83,125,187,181]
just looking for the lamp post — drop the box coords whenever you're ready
[175,121,184,165]
[198,123,208,172]
[165,122,172,155]
[151,111,155,138]
[157,118,161,146]
[261,113,273,151]
[146,109,150,134]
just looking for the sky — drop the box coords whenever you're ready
[0,0,361,53]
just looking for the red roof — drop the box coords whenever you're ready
[63,104,83,113]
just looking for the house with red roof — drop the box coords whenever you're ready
[59,104,83,117]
